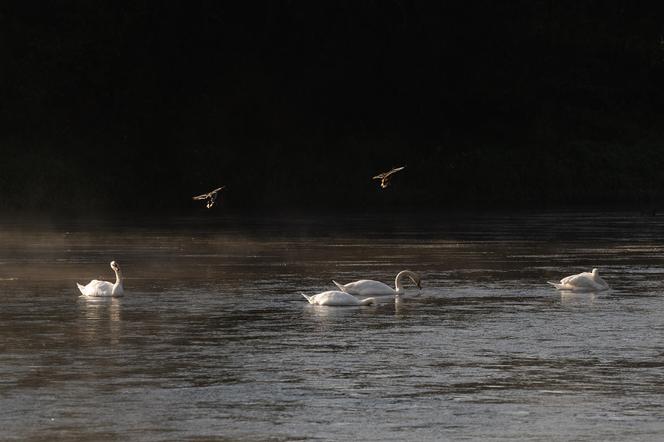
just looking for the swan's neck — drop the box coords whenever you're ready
[113,269,123,287]
[394,270,415,292]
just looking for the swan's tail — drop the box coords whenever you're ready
[332,280,346,292]
[76,283,86,295]
[547,281,563,289]
[301,293,313,304]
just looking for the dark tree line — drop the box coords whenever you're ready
[2,1,664,212]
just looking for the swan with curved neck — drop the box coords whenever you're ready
[333,270,421,297]
[547,268,609,292]
[301,290,376,306]
[77,261,124,297]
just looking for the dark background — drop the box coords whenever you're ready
[2,1,664,213]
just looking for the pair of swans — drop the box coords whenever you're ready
[77,261,124,297]
[548,268,609,292]
[301,270,421,306]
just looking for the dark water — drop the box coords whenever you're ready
[1,212,663,441]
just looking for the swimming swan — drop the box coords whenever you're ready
[333,270,421,297]
[547,268,609,292]
[77,261,124,297]
[301,290,377,306]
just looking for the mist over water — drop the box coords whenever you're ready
[1,212,663,441]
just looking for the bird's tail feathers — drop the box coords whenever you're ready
[301,293,313,303]
[332,280,346,292]
[76,283,86,295]
[547,281,563,289]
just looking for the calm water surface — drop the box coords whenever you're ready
[1,212,663,441]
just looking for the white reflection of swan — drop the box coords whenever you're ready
[80,297,122,346]
[301,290,377,306]
[333,270,421,297]
[77,261,124,297]
[547,268,609,292]
[560,291,597,305]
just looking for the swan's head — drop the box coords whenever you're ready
[410,272,422,290]
[110,261,120,271]
[591,268,599,277]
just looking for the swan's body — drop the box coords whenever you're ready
[333,270,421,297]
[193,186,226,209]
[77,261,124,297]
[301,290,376,306]
[548,268,609,292]
[373,166,405,189]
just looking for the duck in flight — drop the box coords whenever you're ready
[373,166,405,189]
[193,186,226,208]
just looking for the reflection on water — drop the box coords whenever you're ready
[1,212,664,441]
[559,291,597,305]
[79,297,123,346]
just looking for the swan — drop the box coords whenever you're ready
[77,261,124,297]
[301,290,377,306]
[547,268,609,292]
[333,270,421,297]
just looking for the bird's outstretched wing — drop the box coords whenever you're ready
[192,186,226,200]
[372,166,405,188]
[373,166,405,180]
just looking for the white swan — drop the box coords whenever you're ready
[547,268,609,292]
[77,261,124,297]
[333,270,421,297]
[301,290,377,306]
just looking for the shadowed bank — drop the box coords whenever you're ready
[2,1,664,212]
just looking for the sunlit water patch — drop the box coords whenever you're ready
[1,212,664,441]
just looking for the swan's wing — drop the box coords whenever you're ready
[595,276,610,289]
[562,273,598,288]
[332,280,347,292]
[210,186,225,194]
[345,279,395,296]
[79,279,114,296]
[559,272,587,285]
[372,172,388,180]
[314,291,361,306]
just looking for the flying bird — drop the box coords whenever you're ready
[373,166,405,189]
[193,186,226,208]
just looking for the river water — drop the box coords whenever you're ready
[1,212,663,441]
